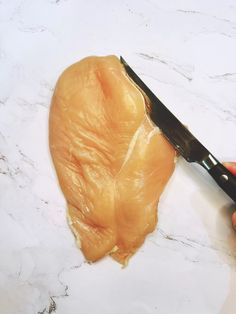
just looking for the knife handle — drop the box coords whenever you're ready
[207,163,236,202]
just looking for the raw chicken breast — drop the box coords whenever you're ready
[49,55,175,265]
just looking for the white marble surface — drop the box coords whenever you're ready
[0,0,236,313]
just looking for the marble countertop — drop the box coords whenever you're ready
[1,1,236,313]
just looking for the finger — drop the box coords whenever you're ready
[232,212,236,231]
[223,162,236,176]
[222,163,236,230]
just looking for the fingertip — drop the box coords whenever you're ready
[223,162,236,176]
[232,212,236,231]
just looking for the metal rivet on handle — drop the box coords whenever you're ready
[221,174,229,181]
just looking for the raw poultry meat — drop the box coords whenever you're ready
[49,56,176,265]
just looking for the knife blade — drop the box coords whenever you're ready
[120,56,236,202]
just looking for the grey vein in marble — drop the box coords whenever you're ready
[137,52,194,81]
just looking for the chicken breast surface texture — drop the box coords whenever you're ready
[49,55,176,265]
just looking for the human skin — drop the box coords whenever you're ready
[232,212,236,230]
[223,162,236,230]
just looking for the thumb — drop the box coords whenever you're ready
[223,162,236,176]
[232,212,236,231]
[223,162,236,230]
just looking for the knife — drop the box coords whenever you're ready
[120,56,236,202]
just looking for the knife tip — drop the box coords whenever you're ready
[120,56,127,66]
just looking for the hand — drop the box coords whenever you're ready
[232,212,236,230]
[223,162,236,230]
